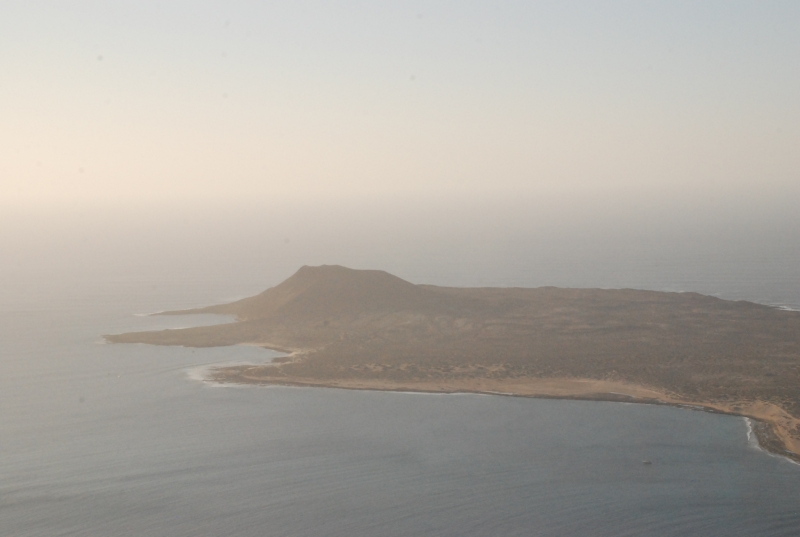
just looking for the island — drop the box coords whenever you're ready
[106,265,800,461]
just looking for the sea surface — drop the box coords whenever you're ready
[2,205,800,536]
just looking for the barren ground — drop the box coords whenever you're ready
[107,265,800,460]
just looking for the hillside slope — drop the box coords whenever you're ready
[106,265,800,458]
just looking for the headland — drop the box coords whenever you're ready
[106,265,800,461]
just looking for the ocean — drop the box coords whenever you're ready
[2,201,800,536]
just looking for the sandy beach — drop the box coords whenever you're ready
[209,361,800,462]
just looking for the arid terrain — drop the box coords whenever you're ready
[106,265,800,460]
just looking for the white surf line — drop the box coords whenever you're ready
[744,417,756,445]
[742,417,800,467]
[185,357,282,385]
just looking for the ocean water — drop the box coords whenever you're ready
[2,205,800,536]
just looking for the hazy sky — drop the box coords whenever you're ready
[2,1,798,209]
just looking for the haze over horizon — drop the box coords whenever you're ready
[2,1,799,296]
[3,1,798,206]
[6,7,800,535]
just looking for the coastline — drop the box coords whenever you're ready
[106,266,800,466]
[207,363,800,464]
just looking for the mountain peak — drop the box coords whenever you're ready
[208,265,439,321]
